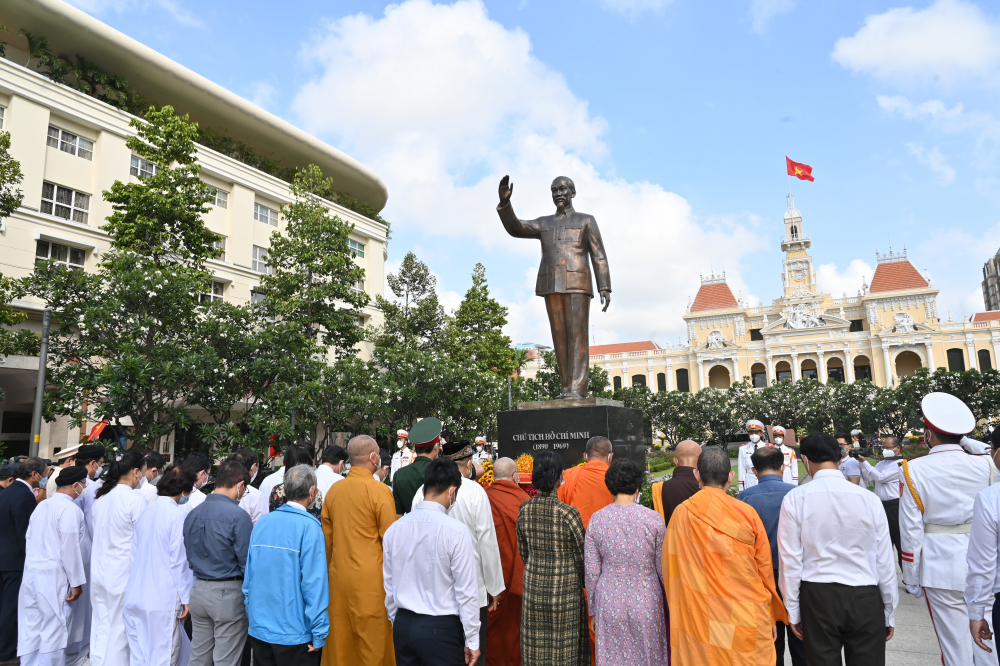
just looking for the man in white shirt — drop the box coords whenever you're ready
[777,432,897,665]
[180,453,212,515]
[137,450,166,505]
[384,457,481,666]
[738,420,769,491]
[836,433,862,485]
[233,449,266,526]
[966,427,1000,661]
[412,442,504,666]
[902,393,997,665]
[390,430,416,482]
[858,436,904,569]
[315,445,347,496]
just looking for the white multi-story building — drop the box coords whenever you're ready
[0,0,389,459]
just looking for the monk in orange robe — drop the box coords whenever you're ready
[321,436,397,666]
[665,447,787,665]
[558,436,614,662]
[484,458,529,666]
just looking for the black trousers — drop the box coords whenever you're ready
[801,581,885,666]
[773,569,806,666]
[0,571,22,661]
[474,606,487,666]
[994,594,1000,666]
[249,636,320,666]
[394,608,466,666]
[881,499,902,571]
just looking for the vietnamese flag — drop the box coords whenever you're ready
[786,157,814,182]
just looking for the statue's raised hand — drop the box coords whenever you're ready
[498,175,513,206]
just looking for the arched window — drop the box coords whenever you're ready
[676,368,690,393]
[947,348,966,372]
[980,349,993,371]
[790,225,798,238]
[657,373,666,391]
[632,374,647,388]
[613,376,622,391]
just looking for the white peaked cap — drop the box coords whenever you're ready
[475,436,486,444]
[746,419,764,431]
[772,426,786,435]
[921,392,975,436]
[55,443,82,460]
[397,429,408,438]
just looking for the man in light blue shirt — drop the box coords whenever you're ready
[242,464,328,666]
[383,458,481,666]
[738,446,803,666]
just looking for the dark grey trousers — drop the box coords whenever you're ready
[190,578,248,666]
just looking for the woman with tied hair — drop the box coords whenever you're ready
[516,451,589,665]
[123,464,197,666]
[91,451,148,666]
[584,459,668,666]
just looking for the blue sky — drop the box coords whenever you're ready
[61,0,1000,346]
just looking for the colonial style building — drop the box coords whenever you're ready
[523,195,1000,392]
[0,0,388,458]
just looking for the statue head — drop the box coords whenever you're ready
[551,176,576,211]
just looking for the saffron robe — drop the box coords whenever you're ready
[665,487,786,665]
[321,466,397,666]
[558,460,612,529]
[485,480,529,666]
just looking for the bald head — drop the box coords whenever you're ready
[585,436,612,462]
[348,435,379,465]
[674,440,702,468]
[493,457,517,480]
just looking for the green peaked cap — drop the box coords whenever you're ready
[409,417,442,447]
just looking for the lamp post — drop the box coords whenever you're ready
[29,308,52,457]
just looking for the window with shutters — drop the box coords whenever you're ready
[41,182,90,224]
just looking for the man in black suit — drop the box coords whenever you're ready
[497,175,612,398]
[0,457,46,663]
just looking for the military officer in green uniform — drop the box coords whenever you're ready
[391,417,442,517]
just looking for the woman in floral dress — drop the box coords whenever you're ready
[584,459,669,666]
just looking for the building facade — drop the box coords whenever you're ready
[0,0,389,459]
[522,195,1000,393]
[983,249,1000,312]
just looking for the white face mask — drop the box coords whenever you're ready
[476,446,483,452]
[882,448,895,458]
[397,439,406,450]
[137,476,146,489]
[749,434,760,443]
[774,437,783,445]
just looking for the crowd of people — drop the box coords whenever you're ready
[2,390,1000,665]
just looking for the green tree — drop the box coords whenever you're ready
[372,252,447,352]
[0,130,24,222]
[445,264,517,378]
[0,275,39,358]
[18,29,54,70]
[28,106,220,449]
[649,390,699,446]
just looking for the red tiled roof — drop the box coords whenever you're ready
[690,283,739,312]
[590,341,661,355]
[973,311,1000,322]
[869,260,927,293]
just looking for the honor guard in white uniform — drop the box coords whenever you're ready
[472,436,492,466]
[901,392,997,665]
[390,429,416,482]
[772,426,798,485]
[738,420,768,491]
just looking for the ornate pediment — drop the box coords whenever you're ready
[760,310,851,337]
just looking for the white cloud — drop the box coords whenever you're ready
[248,82,276,110]
[878,94,1000,143]
[749,0,795,34]
[64,0,203,27]
[597,0,673,17]
[816,259,874,299]
[832,0,1000,86]
[905,142,956,184]
[294,0,764,345]
[877,95,963,121]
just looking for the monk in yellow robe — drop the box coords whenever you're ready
[321,436,397,666]
[665,447,787,665]
[558,436,614,663]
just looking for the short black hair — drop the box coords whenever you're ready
[157,464,198,497]
[142,450,167,472]
[180,452,211,474]
[834,432,851,444]
[424,458,462,495]
[18,457,46,480]
[532,451,564,493]
[801,433,841,464]
[750,447,785,474]
[232,448,259,471]
[604,459,644,495]
[283,444,314,469]
[378,449,391,469]
[697,447,731,488]
[215,459,249,489]
[95,451,146,500]
[321,445,348,466]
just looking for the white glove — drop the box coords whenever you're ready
[905,584,924,598]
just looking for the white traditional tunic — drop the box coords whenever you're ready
[137,479,159,506]
[17,493,86,663]
[390,448,416,481]
[180,487,206,515]
[412,476,505,607]
[70,476,102,660]
[123,497,194,666]
[901,443,997,665]
[238,484,266,526]
[90,484,147,666]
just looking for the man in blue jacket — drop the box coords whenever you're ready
[243,464,329,666]
[737,445,804,666]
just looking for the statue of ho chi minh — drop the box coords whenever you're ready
[496,175,611,399]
